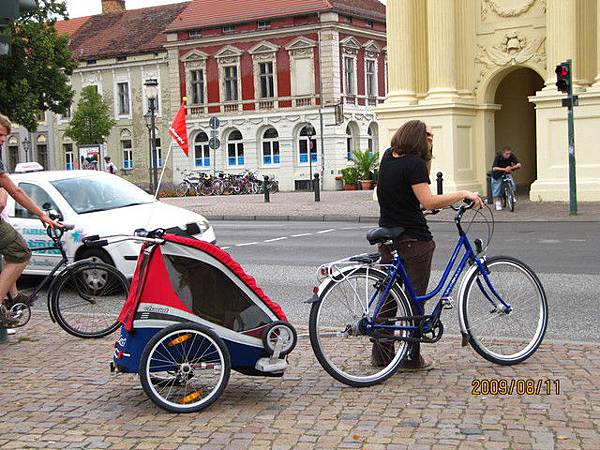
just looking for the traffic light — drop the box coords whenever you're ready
[0,0,36,55]
[555,61,572,94]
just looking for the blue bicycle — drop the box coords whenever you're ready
[308,202,548,387]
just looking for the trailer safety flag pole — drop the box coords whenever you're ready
[153,98,189,199]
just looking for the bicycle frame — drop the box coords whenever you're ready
[366,218,512,336]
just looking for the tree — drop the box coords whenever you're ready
[64,86,115,146]
[0,0,78,131]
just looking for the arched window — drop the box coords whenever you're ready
[346,125,354,160]
[298,125,317,164]
[227,129,244,167]
[367,123,378,155]
[194,132,210,167]
[262,128,280,166]
[120,129,133,170]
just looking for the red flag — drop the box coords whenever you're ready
[168,99,189,156]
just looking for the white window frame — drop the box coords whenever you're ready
[121,136,133,170]
[261,128,280,167]
[153,134,162,169]
[182,51,208,113]
[365,58,378,98]
[190,69,205,105]
[346,125,354,161]
[216,46,243,112]
[226,130,244,167]
[114,73,132,119]
[285,37,317,105]
[298,126,318,166]
[223,65,239,102]
[63,143,75,170]
[343,55,357,96]
[194,132,211,168]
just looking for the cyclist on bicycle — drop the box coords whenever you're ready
[0,114,61,327]
[491,146,521,211]
[375,120,483,370]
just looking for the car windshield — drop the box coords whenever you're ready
[51,175,154,214]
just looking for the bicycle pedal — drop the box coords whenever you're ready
[441,297,455,310]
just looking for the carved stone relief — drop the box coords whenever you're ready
[481,0,545,21]
[474,32,546,91]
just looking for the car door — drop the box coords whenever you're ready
[10,182,63,272]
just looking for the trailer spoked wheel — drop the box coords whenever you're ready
[139,323,231,413]
[262,321,298,357]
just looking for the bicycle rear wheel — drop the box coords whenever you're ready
[50,261,129,339]
[175,182,189,197]
[461,256,547,365]
[309,267,414,387]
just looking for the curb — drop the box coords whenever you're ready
[206,215,380,223]
[205,214,600,224]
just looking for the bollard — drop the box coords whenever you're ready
[486,171,493,204]
[263,175,270,203]
[313,173,321,202]
[436,172,443,195]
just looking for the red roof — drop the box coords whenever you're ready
[166,0,385,32]
[67,3,188,60]
[54,16,91,37]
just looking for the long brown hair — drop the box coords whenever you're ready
[390,120,428,159]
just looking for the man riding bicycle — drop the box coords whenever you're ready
[0,114,61,327]
[491,146,521,211]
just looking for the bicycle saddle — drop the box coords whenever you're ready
[366,227,405,245]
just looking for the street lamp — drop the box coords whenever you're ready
[22,136,31,163]
[304,123,316,188]
[144,78,159,194]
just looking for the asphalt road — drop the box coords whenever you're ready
[214,220,599,343]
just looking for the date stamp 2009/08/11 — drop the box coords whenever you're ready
[471,379,560,396]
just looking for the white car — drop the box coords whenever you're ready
[5,170,216,277]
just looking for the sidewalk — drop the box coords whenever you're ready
[163,191,600,223]
[1,316,598,449]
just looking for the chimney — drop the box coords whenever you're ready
[102,0,126,14]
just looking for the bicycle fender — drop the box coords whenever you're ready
[456,263,480,344]
[306,265,389,304]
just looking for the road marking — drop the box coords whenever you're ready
[291,233,312,237]
[317,229,335,234]
[220,246,231,250]
[568,239,586,242]
[538,239,560,244]
[264,237,287,243]
[236,242,259,247]
[340,227,357,230]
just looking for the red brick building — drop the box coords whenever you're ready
[165,0,386,190]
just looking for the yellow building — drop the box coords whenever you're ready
[377,0,600,201]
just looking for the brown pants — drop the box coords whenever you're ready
[378,237,435,359]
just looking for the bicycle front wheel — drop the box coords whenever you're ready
[309,267,414,387]
[506,188,515,212]
[50,261,129,339]
[461,256,547,365]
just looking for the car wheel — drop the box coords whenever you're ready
[77,249,115,291]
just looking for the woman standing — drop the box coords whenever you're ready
[373,120,484,370]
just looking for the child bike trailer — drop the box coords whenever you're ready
[110,231,297,413]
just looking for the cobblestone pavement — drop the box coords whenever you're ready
[163,191,600,223]
[1,316,599,449]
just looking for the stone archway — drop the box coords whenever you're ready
[492,67,545,190]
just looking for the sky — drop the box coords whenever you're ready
[66,0,386,19]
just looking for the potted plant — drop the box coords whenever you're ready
[352,150,379,190]
[341,166,359,190]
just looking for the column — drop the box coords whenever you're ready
[545,0,577,88]
[425,0,458,99]
[594,0,600,85]
[386,0,417,104]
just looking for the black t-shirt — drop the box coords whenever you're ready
[377,149,432,241]
[492,153,519,179]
